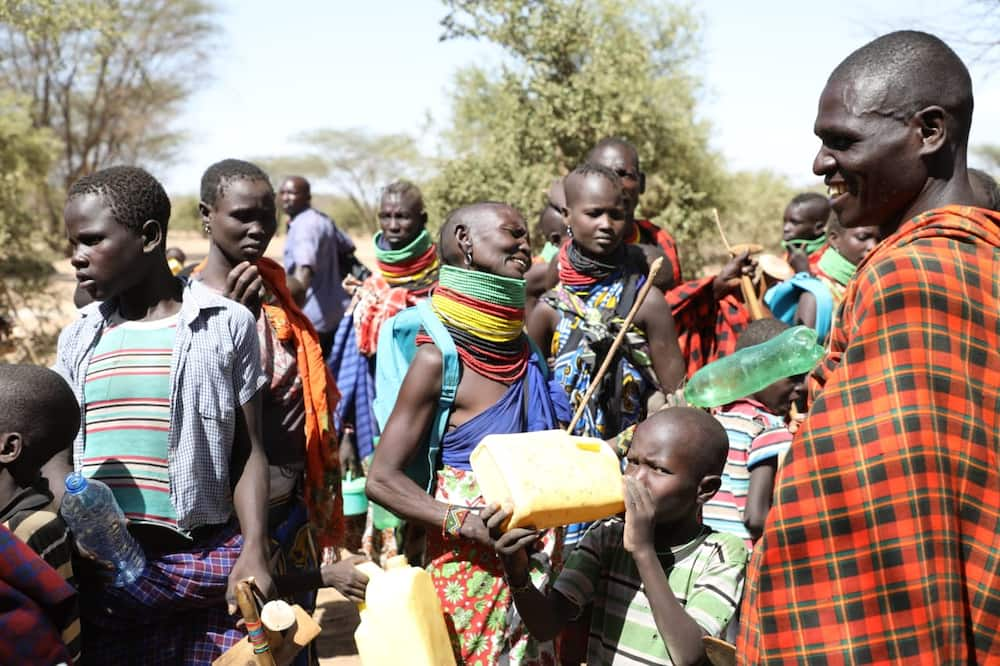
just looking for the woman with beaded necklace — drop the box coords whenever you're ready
[327,180,440,564]
[367,202,561,666]
[528,163,685,552]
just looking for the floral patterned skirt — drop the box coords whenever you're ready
[426,466,561,666]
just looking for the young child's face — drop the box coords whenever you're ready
[206,179,277,264]
[754,376,801,418]
[782,202,825,242]
[624,427,704,524]
[66,194,149,301]
[829,224,880,265]
[566,175,626,257]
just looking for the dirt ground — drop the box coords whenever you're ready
[315,587,363,665]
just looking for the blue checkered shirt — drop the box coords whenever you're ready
[54,279,267,531]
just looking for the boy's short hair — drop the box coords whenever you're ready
[735,318,789,351]
[67,166,171,234]
[200,158,272,207]
[0,365,79,470]
[788,191,829,213]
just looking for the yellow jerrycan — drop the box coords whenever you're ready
[354,555,456,666]
[470,429,625,531]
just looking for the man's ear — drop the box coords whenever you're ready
[638,171,647,195]
[419,211,428,227]
[914,105,947,157]
[696,474,722,505]
[140,219,165,255]
[0,432,23,465]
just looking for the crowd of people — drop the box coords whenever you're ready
[1,29,998,666]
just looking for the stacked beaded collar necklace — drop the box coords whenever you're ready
[558,240,624,288]
[373,229,440,294]
[418,265,528,383]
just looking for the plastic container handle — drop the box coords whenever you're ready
[575,440,603,453]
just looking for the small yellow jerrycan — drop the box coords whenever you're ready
[470,429,625,531]
[353,555,456,666]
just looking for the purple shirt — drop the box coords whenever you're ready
[283,207,355,333]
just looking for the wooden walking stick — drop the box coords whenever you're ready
[566,257,664,434]
[712,209,766,320]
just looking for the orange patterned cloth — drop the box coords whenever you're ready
[740,206,1000,664]
[256,258,344,549]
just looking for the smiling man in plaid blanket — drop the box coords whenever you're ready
[740,31,1000,664]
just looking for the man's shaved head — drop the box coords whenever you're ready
[829,31,973,145]
[587,137,640,171]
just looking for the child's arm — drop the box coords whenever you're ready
[623,477,707,666]
[745,459,778,542]
[483,506,580,641]
[227,391,275,611]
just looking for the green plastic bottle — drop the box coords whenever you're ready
[684,325,824,408]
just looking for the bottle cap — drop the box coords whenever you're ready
[64,472,88,495]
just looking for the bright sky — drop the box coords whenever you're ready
[162,0,1000,194]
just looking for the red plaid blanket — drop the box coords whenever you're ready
[740,206,1000,664]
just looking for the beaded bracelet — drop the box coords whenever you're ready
[442,504,472,538]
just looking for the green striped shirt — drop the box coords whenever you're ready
[553,519,747,665]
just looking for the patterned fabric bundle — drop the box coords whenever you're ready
[740,206,1000,664]
[372,228,440,293]
[418,265,528,383]
[666,277,751,378]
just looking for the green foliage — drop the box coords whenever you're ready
[427,0,726,275]
[0,0,216,233]
[713,169,801,259]
[0,94,58,266]
[975,144,1000,171]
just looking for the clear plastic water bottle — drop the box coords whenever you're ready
[60,473,146,586]
[684,325,824,408]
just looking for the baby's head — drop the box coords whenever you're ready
[0,365,80,487]
[625,407,729,526]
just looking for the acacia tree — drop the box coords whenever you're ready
[427,0,726,273]
[258,129,425,233]
[0,0,215,232]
